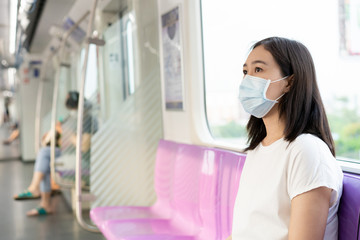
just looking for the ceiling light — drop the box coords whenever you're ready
[9,0,19,54]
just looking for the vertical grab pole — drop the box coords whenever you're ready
[35,51,57,154]
[75,0,99,232]
[34,60,48,154]
[50,55,64,185]
[49,11,90,188]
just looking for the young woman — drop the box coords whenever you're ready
[230,37,343,240]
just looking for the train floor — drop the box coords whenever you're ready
[0,127,106,240]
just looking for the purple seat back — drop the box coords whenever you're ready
[162,142,246,238]
[198,149,246,239]
[152,139,181,214]
[168,143,208,232]
[338,172,360,240]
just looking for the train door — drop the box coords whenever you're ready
[90,0,163,207]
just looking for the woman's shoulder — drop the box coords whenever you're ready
[293,133,324,143]
[286,134,343,202]
[290,134,329,151]
[287,134,334,161]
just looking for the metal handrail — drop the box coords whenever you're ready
[35,51,57,154]
[34,60,46,154]
[75,0,100,232]
[50,11,90,189]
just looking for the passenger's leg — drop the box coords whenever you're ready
[29,147,53,193]
[40,192,52,210]
[26,147,61,216]
[26,173,52,216]
[27,172,43,196]
[13,147,51,199]
[3,129,19,144]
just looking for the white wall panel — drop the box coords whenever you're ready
[158,0,213,145]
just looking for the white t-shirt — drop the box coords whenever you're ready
[232,134,343,240]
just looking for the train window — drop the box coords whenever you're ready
[80,45,99,100]
[56,63,73,119]
[126,20,135,95]
[201,0,360,163]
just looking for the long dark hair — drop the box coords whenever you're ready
[66,91,79,109]
[244,37,335,156]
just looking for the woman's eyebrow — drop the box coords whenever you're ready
[253,60,267,65]
[243,60,267,67]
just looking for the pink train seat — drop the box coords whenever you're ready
[90,140,246,240]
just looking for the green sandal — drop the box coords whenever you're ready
[14,190,40,200]
[27,207,51,217]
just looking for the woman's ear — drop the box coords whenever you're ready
[284,74,294,93]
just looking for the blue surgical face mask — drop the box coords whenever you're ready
[238,75,288,118]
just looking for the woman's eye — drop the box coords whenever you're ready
[243,70,247,75]
[255,67,262,73]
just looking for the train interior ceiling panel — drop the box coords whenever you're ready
[0,0,360,239]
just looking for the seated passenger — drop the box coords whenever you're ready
[229,37,343,240]
[13,91,97,216]
[58,92,98,186]
[3,122,19,144]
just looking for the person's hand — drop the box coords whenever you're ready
[70,133,91,152]
[81,133,91,153]
[55,121,62,134]
[41,131,51,147]
[226,236,232,240]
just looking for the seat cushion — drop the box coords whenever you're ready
[102,218,195,240]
